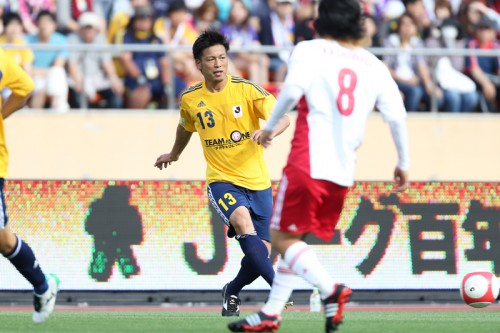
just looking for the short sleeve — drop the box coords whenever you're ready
[253,94,276,120]
[179,98,197,132]
[1,55,35,96]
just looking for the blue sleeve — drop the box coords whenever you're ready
[55,34,69,59]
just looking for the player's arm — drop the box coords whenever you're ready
[2,56,35,119]
[376,65,410,192]
[154,123,193,170]
[388,119,410,192]
[257,84,303,147]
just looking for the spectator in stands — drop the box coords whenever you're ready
[18,0,56,34]
[294,0,318,43]
[26,10,69,112]
[193,0,220,32]
[0,12,35,102]
[154,0,201,92]
[154,0,198,46]
[426,18,479,112]
[93,0,116,23]
[120,5,171,109]
[465,15,500,112]
[56,0,98,34]
[467,0,500,30]
[108,0,150,44]
[0,12,34,72]
[150,0,171,18]
[67,12,124,109]
[404,0,434,39]
[459,0,488,39]
[0,1,9,34]
[108,0,151,82]
[259,0,295,83]
[363,13,383,48]
[384,13,442,111]
[221,0,269,84]
[372,0,406,40]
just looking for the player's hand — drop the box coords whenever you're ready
[393,167,409,192]
[154,153,178,170]
[253,130,274,148]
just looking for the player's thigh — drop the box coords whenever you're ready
[271,166,349,242]
[207,182,250,228]
[271,166,318,236]
[248,187,273,242]
[315,180,349,241]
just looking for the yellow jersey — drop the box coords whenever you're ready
[0,48,35,178]
[180,75,276,190]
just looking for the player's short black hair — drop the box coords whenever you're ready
[314,0,365,41]
[192,30,230,61]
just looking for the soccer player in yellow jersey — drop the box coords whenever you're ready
[0,49,60,323]
[155,30,290,317]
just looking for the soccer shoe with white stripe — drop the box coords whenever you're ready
[222,283,241,317]
[323,284,352,332]
[33,274,60,324]
[227,311,281,332]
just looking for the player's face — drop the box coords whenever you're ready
[197,44,228,84]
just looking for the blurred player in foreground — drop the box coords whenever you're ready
[0,48,60,324]
[228,0,410,332]
[154,30,290,317]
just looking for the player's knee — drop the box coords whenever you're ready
[229,207,253,231]
[0,230,17,255]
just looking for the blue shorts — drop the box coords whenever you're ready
[207,182,272,242]
[0,179,8,229]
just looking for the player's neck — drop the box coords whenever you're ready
[324,36,361,49]
[205,77,228,93]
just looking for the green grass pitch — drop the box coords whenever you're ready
[0,310,498,333]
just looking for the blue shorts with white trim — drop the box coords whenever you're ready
[207,182,272,242]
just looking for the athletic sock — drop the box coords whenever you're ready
[237,234,275,286]
[226,256,260,296]
[4,235,48,294]
[262,259,299,315]
[283,241,335,299]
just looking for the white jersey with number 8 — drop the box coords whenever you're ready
[282,39,407,187]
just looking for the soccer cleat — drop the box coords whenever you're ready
[33,274,60,324]
[222,282,241,317]
[323,284,352,333]
[227,311,281,332]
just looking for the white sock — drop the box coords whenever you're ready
[262,259,299,315]
[283,241,335,299]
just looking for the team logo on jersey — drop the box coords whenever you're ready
[231,130,243,142]
[197,101,206,107]
[233,106,243,118]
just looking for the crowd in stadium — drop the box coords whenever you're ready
[0,0,499,112]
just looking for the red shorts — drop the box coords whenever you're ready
[271,165,349,241]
